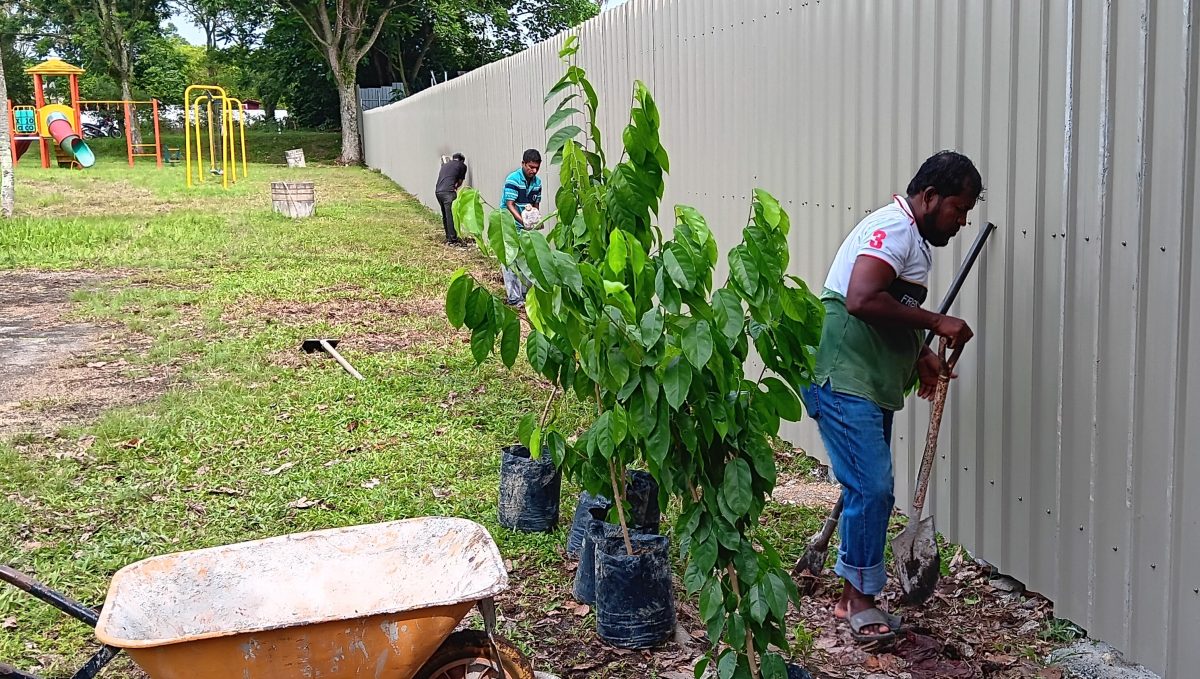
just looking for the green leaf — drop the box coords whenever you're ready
[445,271,471,327]
[639,308,664,346]
[543,74,574,103]
[558,34,579,58]
[692,535,717,576]
[759,653,788,679]
[664,247,696,288]
[594,411,617,458]
[529,426,543,460]
[547,125,582,154]
[712,288,744,340]
[683,320,714,369]
[499,309,520,368]
[762,377,803,421]
[609,405,628,448]
[579,77,599,115]
[714,515,741,551]
[488,209,517,266]
[465,287,491,328]
[603,280,627,296]
[728,246,759,295]
[551,252,584,294]
[748,583,770,624]
[546,107,582,130]
[607,229,628,273]
[629,236,647,273]
[518,413,537,448]
[663,358,692,409]
[717,650,738,679]
[694,657,710,679]
[699,579,724,624]
[470,325,495,364]
[526,332,551,372]
[683,557,707,595]
[728,613,746,651]
[646,403,670,468]
[754,188,783,228]
[723,459,753,515]
[765,572,789,620]
[734,542,761,586]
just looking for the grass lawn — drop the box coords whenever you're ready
[0,132,827,679]
[1,131,1070,679]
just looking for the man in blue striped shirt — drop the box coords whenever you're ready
[499,149,543,306]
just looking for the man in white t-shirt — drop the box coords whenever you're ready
[800,151,983,645]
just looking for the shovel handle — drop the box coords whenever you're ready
[321,340,365,381]
[911,339,954,519]
[812,494,844,550]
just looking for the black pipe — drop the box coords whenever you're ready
[69,646,121,679]
[0,565,100,627]
[924,222,997,346]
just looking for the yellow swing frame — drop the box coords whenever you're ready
[184,85,248,188]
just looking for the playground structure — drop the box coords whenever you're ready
[6,58,164,170]
[184,85,248,189]
[8,58,94,169]
[77,99,163,168]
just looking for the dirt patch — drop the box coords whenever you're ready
[226,295,445,330]
[16,179,172,218]
[792,552,1063,678]
[232,294,461,359]
[0,270,174,439]
[773,477,842,507]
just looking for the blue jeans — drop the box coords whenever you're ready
[502,267,529,305]
[801,381,895,596]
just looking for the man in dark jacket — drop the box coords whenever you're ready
[435,153,468,245]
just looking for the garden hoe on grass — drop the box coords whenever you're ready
[791,223,996,595]
[301,338,365,381]
[892,337,961,605]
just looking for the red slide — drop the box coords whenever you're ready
[45,111,95,168]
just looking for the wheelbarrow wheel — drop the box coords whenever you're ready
[414,629,536,679]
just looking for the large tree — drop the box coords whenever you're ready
[24,0,168,107]
[276,0,402,164]
[366,0,598,95]
[1,49,14,218]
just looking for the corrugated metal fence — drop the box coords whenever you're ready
[363,1,1200,674]
[358,85,405,111]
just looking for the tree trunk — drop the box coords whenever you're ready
[336,78,361,165]
[0,52,14,218]
[119,70,143,147]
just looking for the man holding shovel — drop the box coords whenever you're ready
[800,151,983,645]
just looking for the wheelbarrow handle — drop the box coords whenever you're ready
[0,566,123,679]
[1,661,40,679]
[0,565,100,627]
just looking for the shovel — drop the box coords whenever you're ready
[790,223,996,594]
[300,338,365,380]
[893,337,961,604]
[791,494,843,594]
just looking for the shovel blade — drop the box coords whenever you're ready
[790,541,829,596]
[300,338,338,354]
[892,516,940,605]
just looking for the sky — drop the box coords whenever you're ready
[165,13,207,47]
[166,0,633,47]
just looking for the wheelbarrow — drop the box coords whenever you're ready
[0,517,534,679]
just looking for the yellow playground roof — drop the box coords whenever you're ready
[26,58,85,76]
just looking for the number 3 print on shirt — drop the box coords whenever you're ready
[868,229,887,249]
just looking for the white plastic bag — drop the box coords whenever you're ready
[521,206,543,230]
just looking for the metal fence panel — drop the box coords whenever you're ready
[362,1,1200,674]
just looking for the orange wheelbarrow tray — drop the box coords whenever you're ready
[0,517,534,679]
